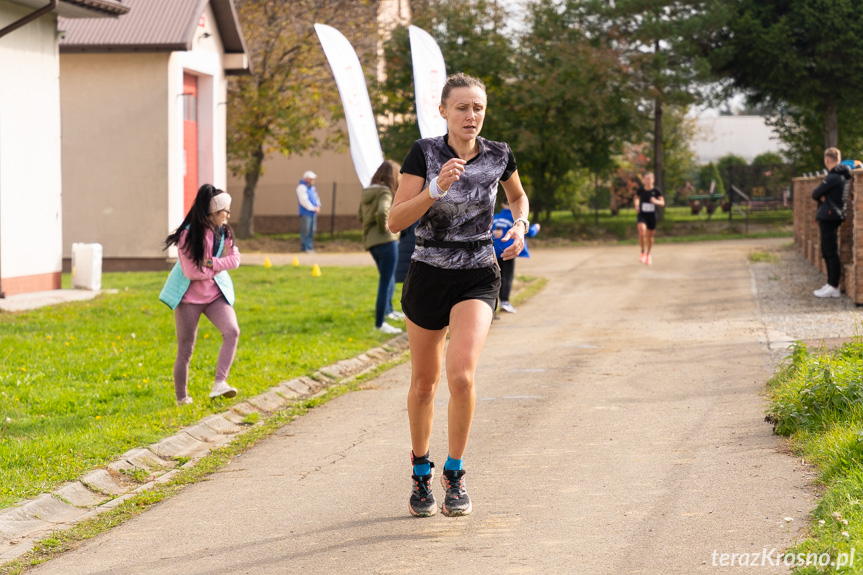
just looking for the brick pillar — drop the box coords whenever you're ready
[852,174,863,303]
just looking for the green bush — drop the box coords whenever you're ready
[769,342,863,436]
[767,340,863,573]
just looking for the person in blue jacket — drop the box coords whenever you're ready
[296,170,321,252]
[493,199,540,313]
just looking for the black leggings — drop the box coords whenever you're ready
[819,219,842,288]
[498,257,515,301]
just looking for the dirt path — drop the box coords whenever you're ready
[27,240,813,574]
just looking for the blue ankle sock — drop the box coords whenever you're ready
[444,455,463,471]
[412,451,431,476]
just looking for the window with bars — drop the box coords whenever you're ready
[182,93,197,122]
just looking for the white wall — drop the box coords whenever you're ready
[693,116,785,164]
[61,52,170,261]
[0,2,63,293]
[168,3,228,239]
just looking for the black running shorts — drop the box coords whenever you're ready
[637,212,657,231]
[401,261,500,330]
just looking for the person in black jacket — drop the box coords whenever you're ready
[812,147,851,298]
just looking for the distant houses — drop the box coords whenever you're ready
[0,0,128,297]
[59,0,249,271]
[0,0,249,298]
[692,116,785,165]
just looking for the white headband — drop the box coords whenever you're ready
[209,193,231,214]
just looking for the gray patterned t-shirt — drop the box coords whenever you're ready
[401,135,517,270]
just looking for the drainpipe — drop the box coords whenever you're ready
[0,0,58,39]
[0,0,58,295]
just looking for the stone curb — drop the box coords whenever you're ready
[0,334,409,565]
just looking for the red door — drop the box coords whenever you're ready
[183,73,199,214]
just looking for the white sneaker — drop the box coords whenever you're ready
[209,381,237,399]
[813,284,831,296]
[378,322,403,335]
[387,311,406,321]
[814,284,841,298]
[500,301,517,313]
[176,396,193,406]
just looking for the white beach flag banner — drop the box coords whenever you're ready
[409,25,448,138]
[314,23,383,187]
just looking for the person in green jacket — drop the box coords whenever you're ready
[359,160,403,335]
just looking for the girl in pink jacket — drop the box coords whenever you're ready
[161,184,241,405]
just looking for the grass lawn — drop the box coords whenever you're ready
[767,341,863,573]
[0,264,404,510]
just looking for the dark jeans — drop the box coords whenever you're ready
[819,219,843,288]
[369,241,398,327]
[498,257,515,302]
[300,214,316,252]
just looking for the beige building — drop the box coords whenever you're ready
[228,0,411,235]
[59,0,249,271]
[693,116,786,165]
[0,0,128,296]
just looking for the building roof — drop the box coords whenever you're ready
[691,116,785,165]
[58,0,248,71]
[6,0,128,18]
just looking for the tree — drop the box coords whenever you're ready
[766,102,863,172]
[577,0,716,192]
[749,150,795,198]
[751,151,784,166]
[708,0,863,151]
[660,105,698,201]
[498,0,642,221]
[377,0,642,221]
[228,0,376,238]
[716,153,746,194]
[717,153,747,170]
[375,0,514,163]
[697,162,725,195]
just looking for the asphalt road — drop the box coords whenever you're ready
[29,241,813,574]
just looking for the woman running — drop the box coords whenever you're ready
[388,73,530,517]
[634,172,665,265]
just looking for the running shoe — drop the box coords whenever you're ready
[440,469,472,517]
[645,254,652,266]
[814,284,841,298]
[209,381,237,399]
[500,301,517,314]
[387,311,406,321]
[409,463,437,517]
[176,396,193,406]
[378,322,403,335]
[639,253,646,264]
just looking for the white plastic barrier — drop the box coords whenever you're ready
[71,243,102,291]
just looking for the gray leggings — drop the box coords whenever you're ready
[173,297,240,400]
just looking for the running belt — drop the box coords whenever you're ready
[415,238,493,250]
